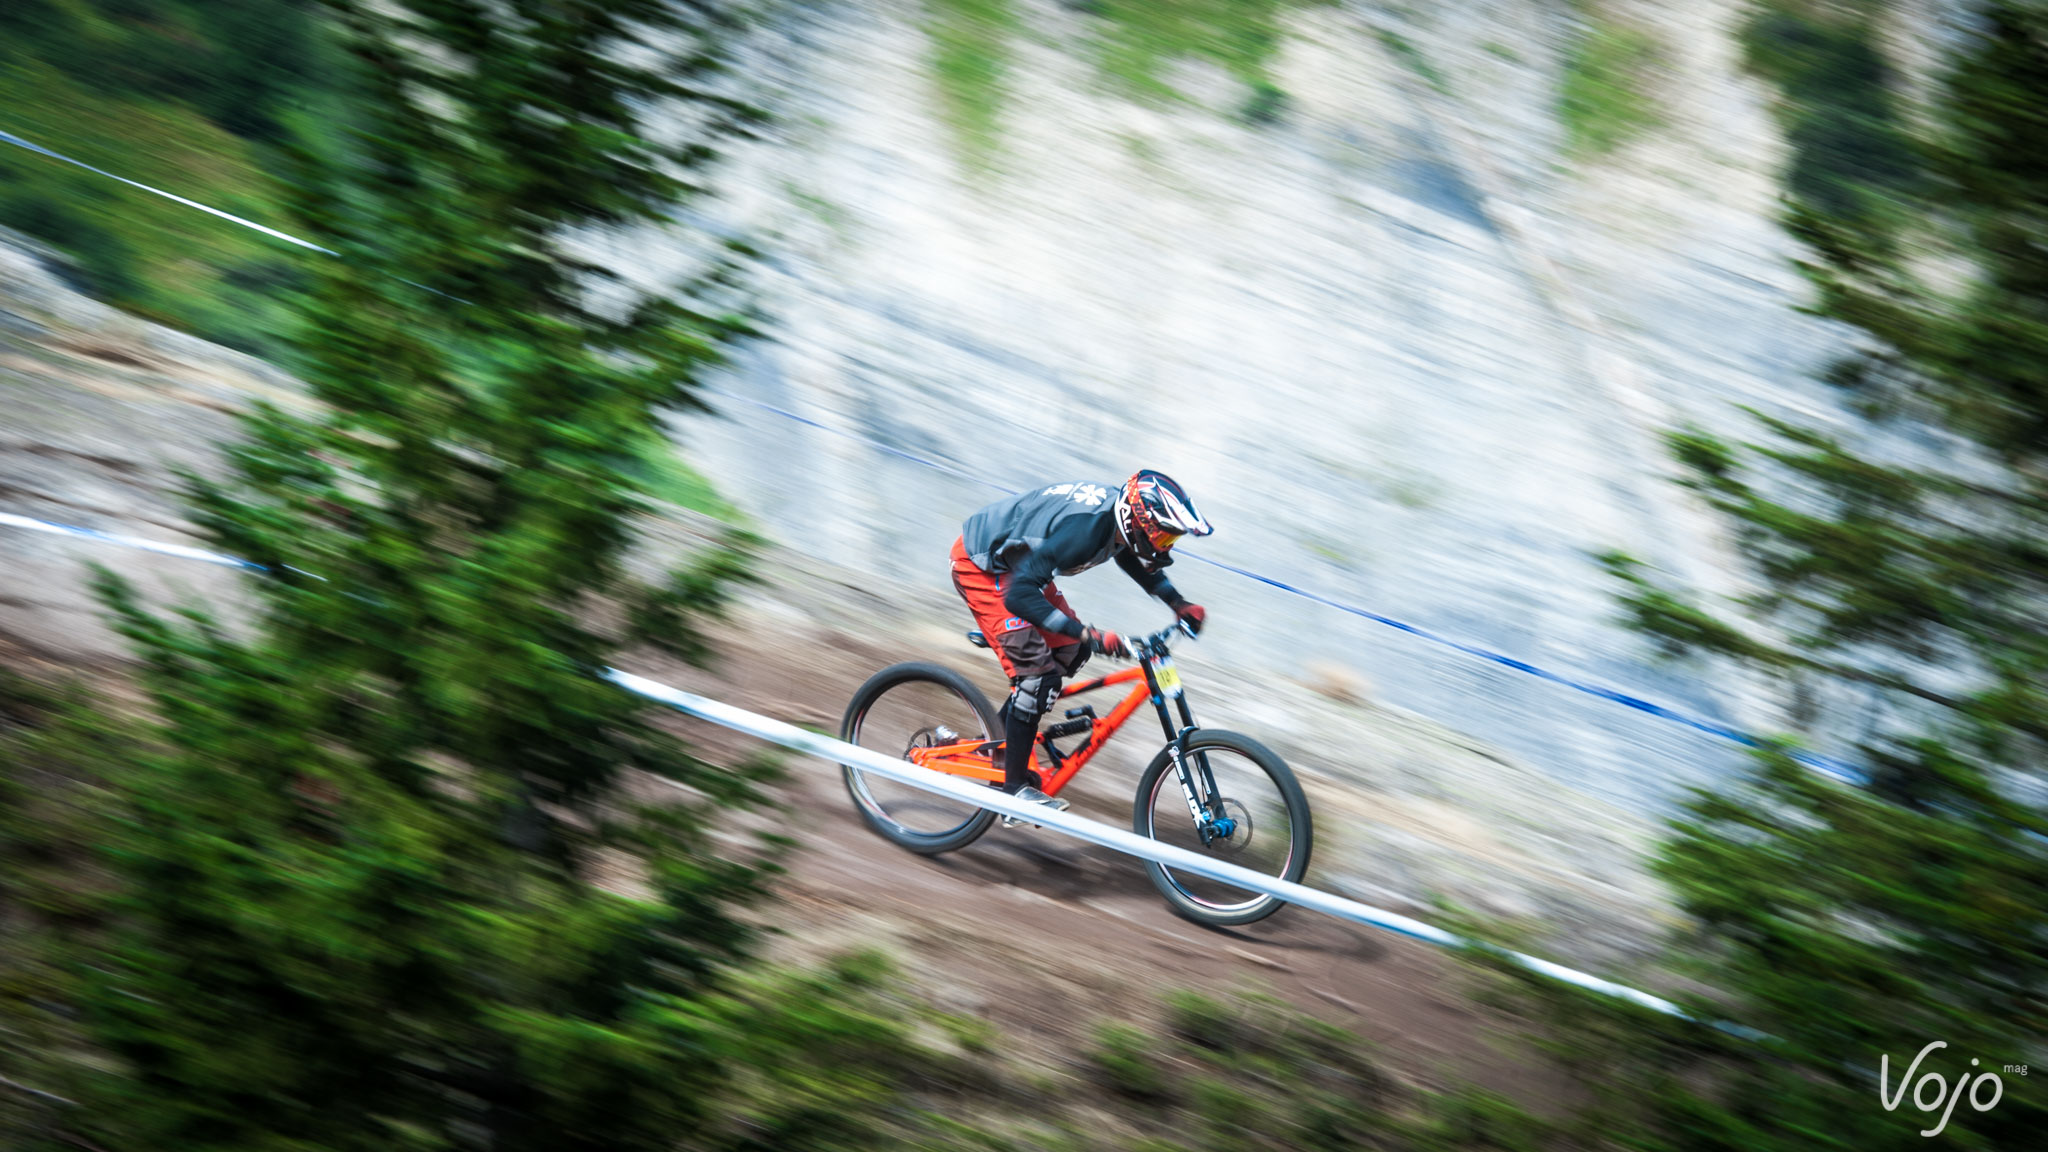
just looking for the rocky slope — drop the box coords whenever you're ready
[0,226,1669,965]
[0,0,1984,962]
[0,229,299,670]
[595,0,1975,817]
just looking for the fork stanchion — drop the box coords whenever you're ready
[601,666,1700,1025]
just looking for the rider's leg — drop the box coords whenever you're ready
[998,632,1097,792]
[949,538,1083,794]
[1001,673,1059,793]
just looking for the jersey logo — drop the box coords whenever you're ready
[1042,482,1109,506]
[1000,616,1030,632]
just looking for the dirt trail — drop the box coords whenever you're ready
[0,227,1589,1102]
[622,586,1568,1101]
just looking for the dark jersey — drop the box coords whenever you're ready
[961,481,1184,638]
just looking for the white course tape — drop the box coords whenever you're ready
[0,128,334,254]
[0,512,258,569]
[0,507,1705,1027]
[601,667,1698,1023]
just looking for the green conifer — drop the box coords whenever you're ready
[32,3,789,1148]
[1583,5,2048,1147]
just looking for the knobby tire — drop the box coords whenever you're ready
[1132,729,1314,926]
[841,662,1002,855]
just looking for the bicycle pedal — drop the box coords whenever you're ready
[1000,796,1070,829]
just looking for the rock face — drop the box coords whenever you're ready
[0,0,1980,962]
[626,515,1677,968]
[596,0,1910,817]
[0,0,1951,815]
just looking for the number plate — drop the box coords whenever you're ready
[1153,659,1183,698]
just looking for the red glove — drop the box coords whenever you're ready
[1175,603,1207,635]
[1084,627,1129,659]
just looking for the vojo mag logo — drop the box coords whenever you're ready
[1881,1041,2024,1137]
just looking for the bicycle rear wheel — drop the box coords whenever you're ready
[1133,729,1313,926]
[841,662,1003,855]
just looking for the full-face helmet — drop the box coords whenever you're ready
[1116,470,1212,570]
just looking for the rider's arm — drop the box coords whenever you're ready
[1002,552,1086,638]
[999,512,1115,637]
[1115,548,1190,610]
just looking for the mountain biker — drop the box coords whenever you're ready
[951,470,1213,821]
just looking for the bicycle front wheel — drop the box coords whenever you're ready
[1133,729,1313,926]
[841,662,1002,855]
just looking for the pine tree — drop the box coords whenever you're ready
[24,2,799,1148]
[1578,5,2048,1147]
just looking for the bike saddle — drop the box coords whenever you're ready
[966,630,988,648]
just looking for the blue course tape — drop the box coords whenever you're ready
[1182,554,1868,785]
[0,120,1866,789]
[701,389,1870,787]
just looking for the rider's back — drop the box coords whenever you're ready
[962,482,1124,577]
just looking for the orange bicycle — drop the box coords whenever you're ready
[839,621,1314,926]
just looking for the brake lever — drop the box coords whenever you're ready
[1134,619,1196,660]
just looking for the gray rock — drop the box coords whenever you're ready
[596,0,1982,820]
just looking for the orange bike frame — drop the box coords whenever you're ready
[904,665,1156,795]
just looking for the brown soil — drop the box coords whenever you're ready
[622,599,1572,1107]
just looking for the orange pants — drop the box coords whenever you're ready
[949,537,1085,682]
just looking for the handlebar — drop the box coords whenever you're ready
[1131,617,1199,659]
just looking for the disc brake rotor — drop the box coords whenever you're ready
[900,725,962,759]
[1200,798,1253,853]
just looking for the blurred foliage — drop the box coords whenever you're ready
[631,426,748,523]
[1586,4,2048,1148]
[0,668,133,1152]
[0,674,952,1151]
[921,0,1313,166]
[1092,0,1295,104]
[0,1,797,1148]
[1165,988,1255,1053]
[1077,987,1563,1151]
[1471,740,2048,1147]
[0,1,328,359]
[923,0,1020,168]
[680,949,978,1151]
[0,0,316,141]
[1559,7,1663,157]
[1742,2,1918,237]
[1090,1022,1176,1102]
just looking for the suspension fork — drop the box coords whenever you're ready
[1146,656,1225,835]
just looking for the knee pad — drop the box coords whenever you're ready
[1009,674,1063,718]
